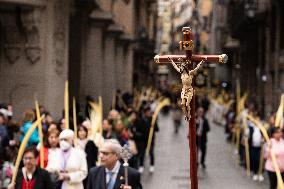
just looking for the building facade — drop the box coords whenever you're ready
[225,0,284,117]
[0,0,158,118]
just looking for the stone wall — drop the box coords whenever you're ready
[0,0,157,119]
[0,0,69,119]
[77,0,135,116]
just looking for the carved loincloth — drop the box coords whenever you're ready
[181,87,193,99]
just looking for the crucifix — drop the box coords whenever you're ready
[154,26,228,189]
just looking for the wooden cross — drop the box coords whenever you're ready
[154,26,227,189]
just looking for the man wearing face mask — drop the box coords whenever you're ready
[46,129,87,189]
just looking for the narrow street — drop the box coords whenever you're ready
[141,111,268,189]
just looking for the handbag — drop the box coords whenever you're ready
[49,172,62,189]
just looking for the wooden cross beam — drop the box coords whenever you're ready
[154,26,228,189]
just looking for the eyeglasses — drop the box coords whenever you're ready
[23,157,35,161]
[99,151,114,156]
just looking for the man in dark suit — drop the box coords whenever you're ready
[196,107,210,169]
[136,107,159,173]
[87,139,142,189]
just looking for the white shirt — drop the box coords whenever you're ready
[105,161,121,184]
[197,118,204,136]
[252,125,262,147]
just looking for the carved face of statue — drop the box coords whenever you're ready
[181,62,187,69]
[179,62,186,73]
[180,60,192,73]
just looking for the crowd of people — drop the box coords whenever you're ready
[0,88,166,189]
[1,86,284,189]
[211,91,284,189]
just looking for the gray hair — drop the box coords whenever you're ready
[104,139,122,158]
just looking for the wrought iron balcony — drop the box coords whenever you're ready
[228,0,266,36]
[133,26,156,54]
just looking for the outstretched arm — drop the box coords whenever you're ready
[168,57,181,73]
[191,60,204,74]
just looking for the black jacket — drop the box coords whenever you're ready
[196,117,210,144]
[132,117,159,145]
[85,140,98,170]
[87,164,142,189]
[15,167,54,189]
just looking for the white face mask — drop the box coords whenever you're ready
[60,140,71,151]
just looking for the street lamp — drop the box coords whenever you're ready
[262,75,267,82]
[245,0,258,18]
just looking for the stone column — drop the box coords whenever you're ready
[101,24,123,115]
[124,45,134,92]
[80,24,104,103]
[103,35,116,114]
[119,34,133,93]
[43,0,70,119]
[81,9,113,104]
[80,9,113,115]
[115,43,124,91]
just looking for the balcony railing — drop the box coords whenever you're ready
[228,0,267,35]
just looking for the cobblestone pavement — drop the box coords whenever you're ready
[141,111,268,189]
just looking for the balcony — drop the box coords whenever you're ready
[134,26,156,55]
[75,0,100,8]
[228,0,266,37]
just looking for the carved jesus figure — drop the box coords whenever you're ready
[168,57,204,121]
